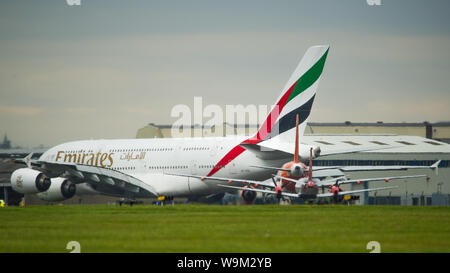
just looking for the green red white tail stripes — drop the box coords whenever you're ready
[207,45,329,176]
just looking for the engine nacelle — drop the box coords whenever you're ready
[11,168,51,194]
[36,178,76,202]
[290,164,305,177]
[298,146,321,161]
[240,187,257,205]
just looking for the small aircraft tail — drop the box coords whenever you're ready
[245,45,329,144]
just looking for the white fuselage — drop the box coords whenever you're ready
[39,136,290,198]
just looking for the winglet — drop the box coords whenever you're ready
[24,152,33,168]
[431,160,441,176]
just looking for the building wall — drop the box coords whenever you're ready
[140,124,260,138]
[308,125,427,138]
[433,125,450,141]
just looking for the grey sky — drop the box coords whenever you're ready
[0,0,449,147]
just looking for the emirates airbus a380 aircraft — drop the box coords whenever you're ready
[11,45,428,204]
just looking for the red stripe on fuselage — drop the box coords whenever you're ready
[206,145,245,176]
[206,80,298,176]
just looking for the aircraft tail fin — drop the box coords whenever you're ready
[245,45,329,144]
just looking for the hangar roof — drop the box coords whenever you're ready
[302,134,450,153]
[307,121,450,127]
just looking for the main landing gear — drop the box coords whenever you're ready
[117,198,143,206]
[154,196,174,206]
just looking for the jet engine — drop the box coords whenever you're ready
[36,178,76,202]
[240,186,257,204]
[11,168,51,194]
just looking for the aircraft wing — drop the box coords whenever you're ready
[272,175,304,185]
[257,141,397,158]
[28,159,158,197]
[250,165,340,173]
[317,174,428,187]
[275,173,427,187]
[319,160,441,174]
[249,165,290,172]
[165,172,275,188]
[218,184,398,199]
[250,160,440,174]
[316,186,398,198]
[217,184,300,198]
